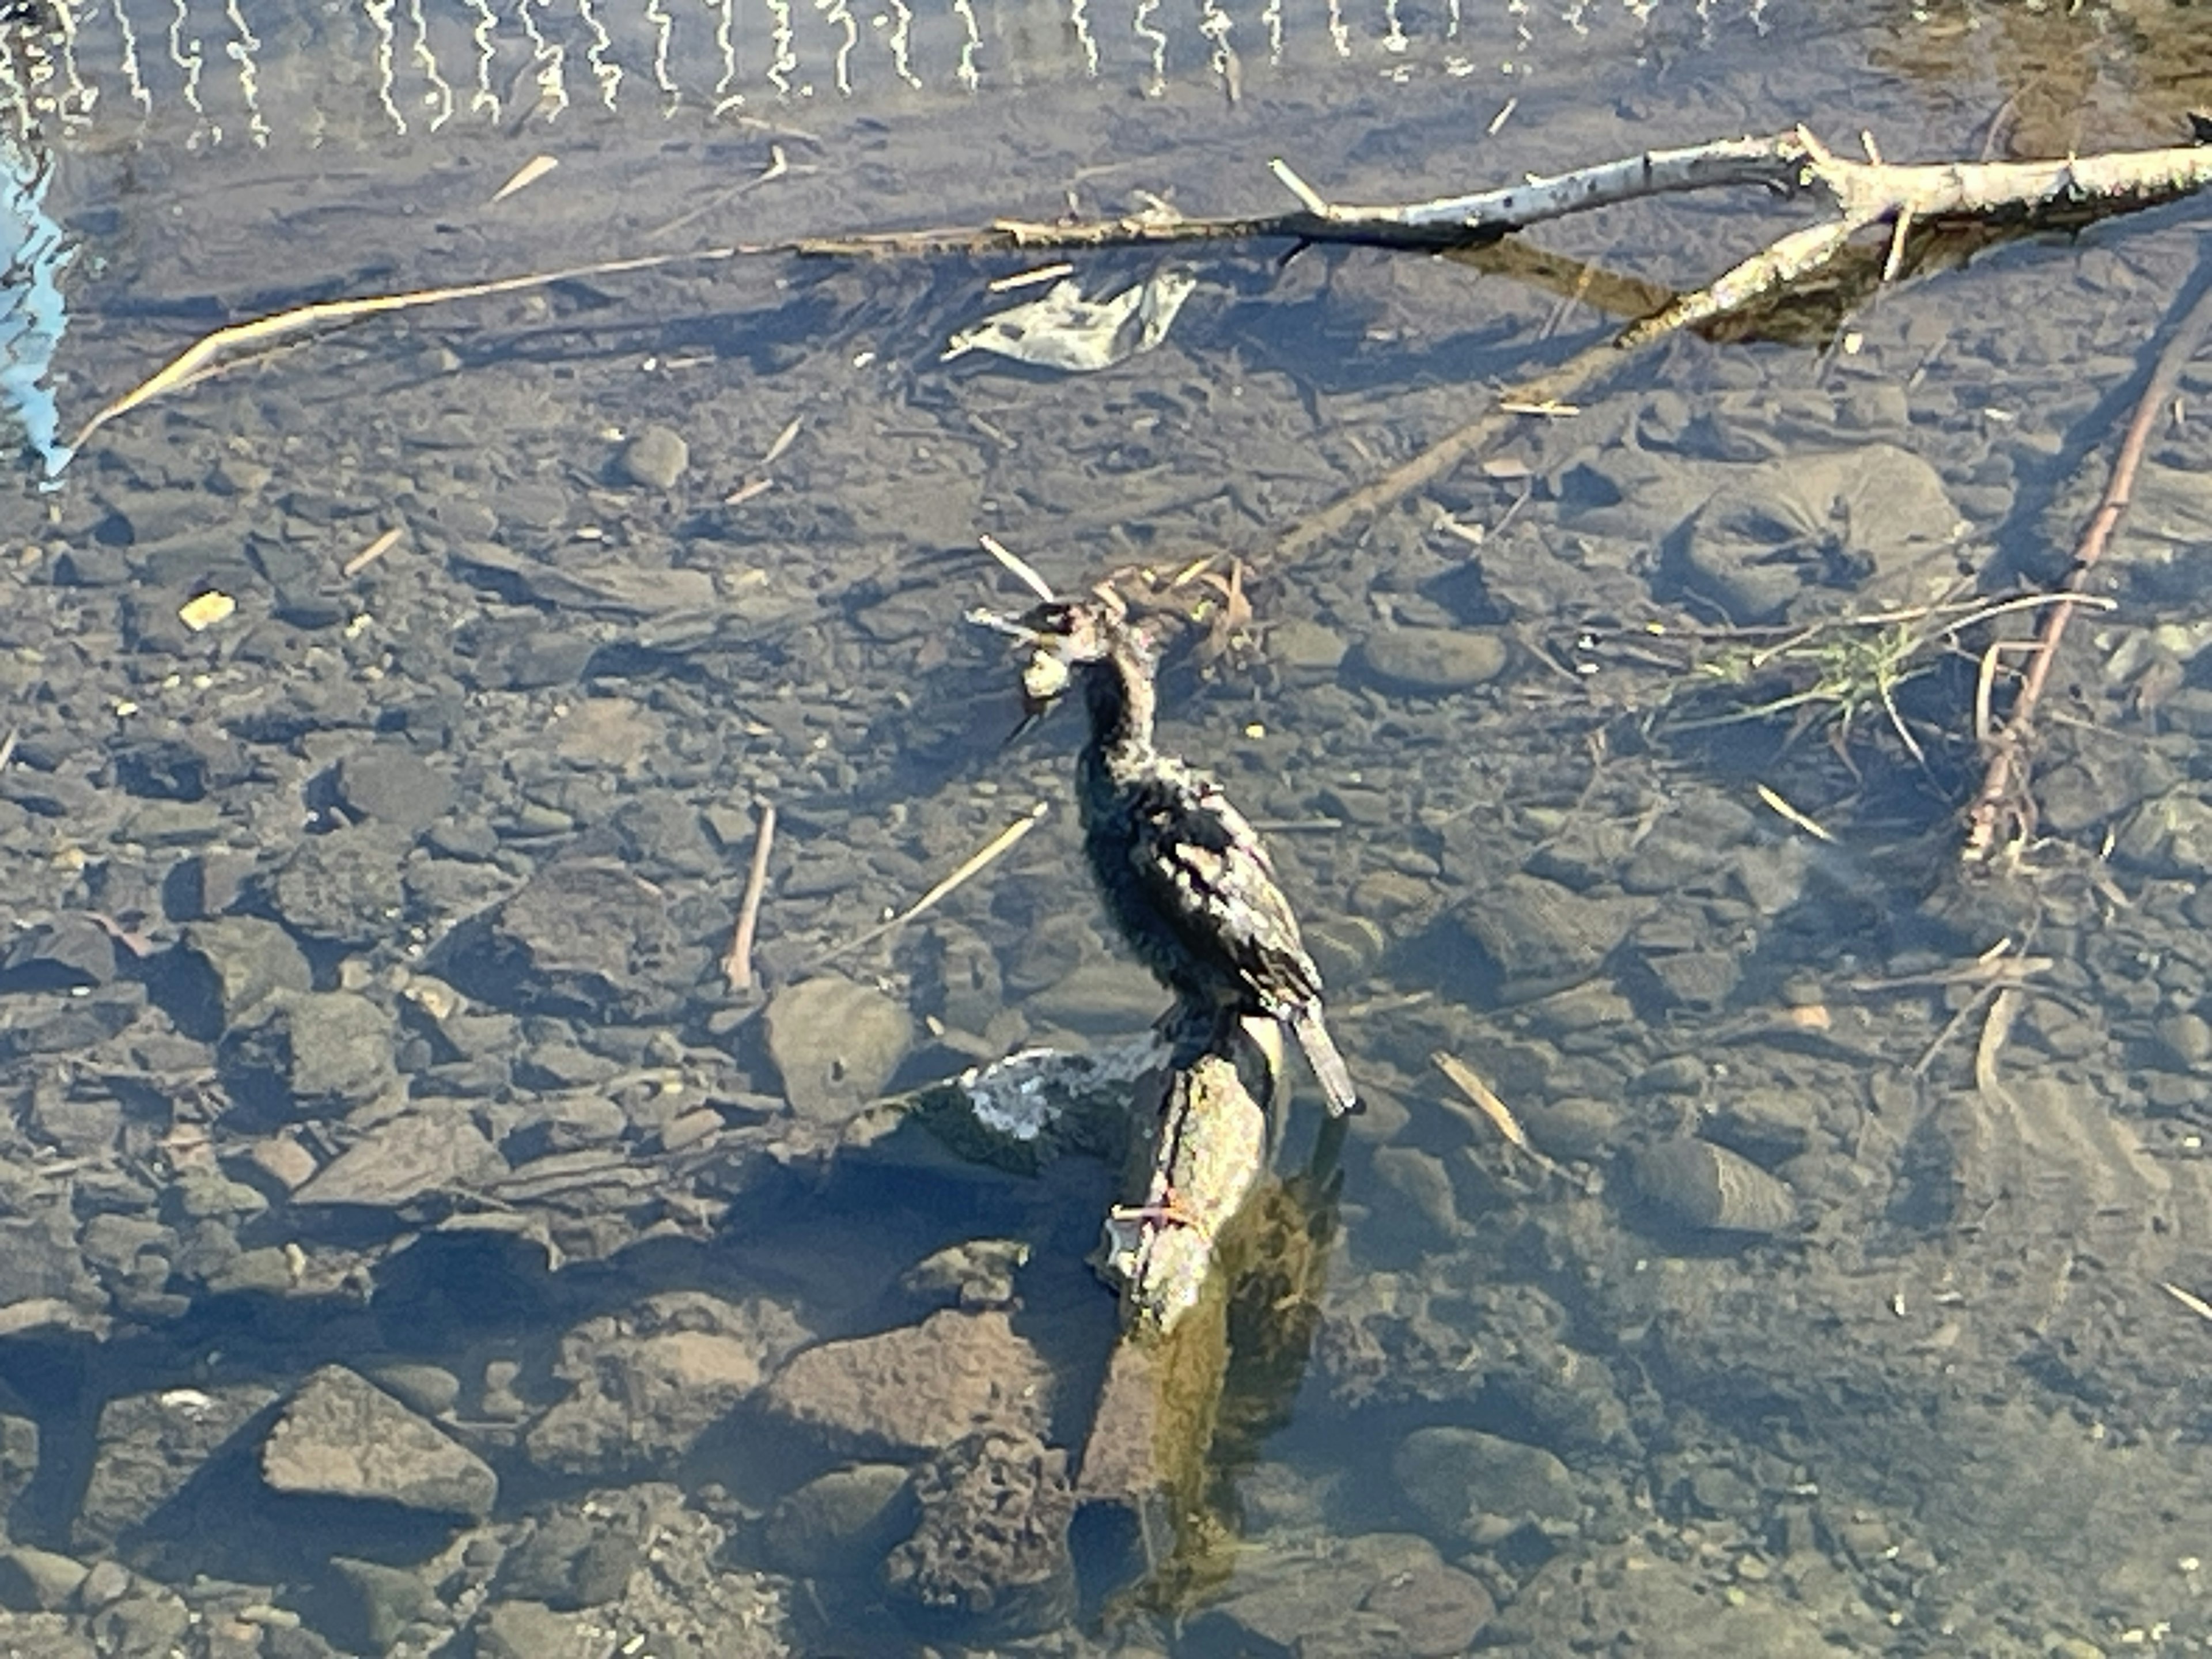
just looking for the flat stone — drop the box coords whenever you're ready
[1452,875,1649,996]
[1354,627,1510,694]
[218,991,397,1119]
[1392,1426,1578,1544]
[77,1384,282,1551]
[526,1293,806,1476]
[293,1111,506,1210]
[763,975,914,1123]
[333,748,456,833]
[0,1547,89,1611]
[437,859,698,1022]
[757,1309,1055,1461]
[164,918,312,1041]
[617,425,690,491]
[762,1464,914,1578]
[262,1364,497,1518]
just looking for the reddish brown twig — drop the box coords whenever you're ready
[722,802,777,992]
[1963,271,2212,863]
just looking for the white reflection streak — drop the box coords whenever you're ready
[1381,0,1403,52]
[407,0,455,128]
[516,0,569,119]
[764,0,793,96]
[1066,0,1095,75]
[710,0,740,111]
[1131,0,1163,95]
[1198,0,1232,92]
[167,0,207,131]
[578,0,621,111]
[1324,0,1345,59]
[644,0,677,109]
[1260,0,1279,65]
[48,1,90,131]
[109,0,152,113]
[464,0,501,118]
[222,0,267,142]
[886,0,918,89]
[815,0,853,93]
[364,0,403,131]
[950,0,978,90]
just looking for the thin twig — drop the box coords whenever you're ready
[70,245,748,453]
[723,802,778,993]
[1964,262,2212,862]
[813,802,1048,967]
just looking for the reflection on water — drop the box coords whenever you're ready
[0,138,69,474]
[3,0,2212,1653]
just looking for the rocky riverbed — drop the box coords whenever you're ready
[6,1,2212,1654]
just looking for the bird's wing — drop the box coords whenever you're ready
[1123,766,1322,1003]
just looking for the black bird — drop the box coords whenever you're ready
[1012,592,1361,1116]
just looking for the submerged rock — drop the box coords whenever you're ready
[1631,1138,1798,1237]
[762,975,914,1124]
[1353,627,1510,694]
[1668,443,1965,625]
[261,1365,497,1518]
[526,1293,807,1476]
[881,1430,1075,1643]
[757,1310,1055,1462]
[1392,1427,1578,1545]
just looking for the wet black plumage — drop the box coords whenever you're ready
[1017,596,1360,1116]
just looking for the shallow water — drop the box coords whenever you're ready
[4,1,2212,1654]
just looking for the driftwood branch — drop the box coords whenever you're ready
[1962,257,2212,863]
[73,127,2212,460]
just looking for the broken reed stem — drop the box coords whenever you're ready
[813,801,1049,968]
[1963,264,2212,862]
[723,802,778,993]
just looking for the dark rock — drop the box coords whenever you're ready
[762,1465,914,1578]
[1189,1534,1493,1658]
[218,991,397,1119]
[331,748,455,834]
[328,1555,449,1651]
[437,861,699,1022]
[1353,627,1510,694]
[1631,1138,1799,1237]
[0,1548,87,1612]
[90,1593,191,1657]
[1392,1426,1578,1544]
[526,1293,806,1476]
[757,1310,1055,1463]
[498,1494,652,1609]
[267,832,410,945]
[159,918,312,1042]
[292,1110,505,1210]
[1449,876,1648,997]
[112,732,246,802]
[76,1385,281,1551]
[881,1430,1075,1643]
[262,1365,497,1518]
[0,916,117,993]
[0,988,146,1058]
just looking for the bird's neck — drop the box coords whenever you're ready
[1079,641,1158,779]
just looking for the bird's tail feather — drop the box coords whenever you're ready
[1288,1002,1361,1116]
